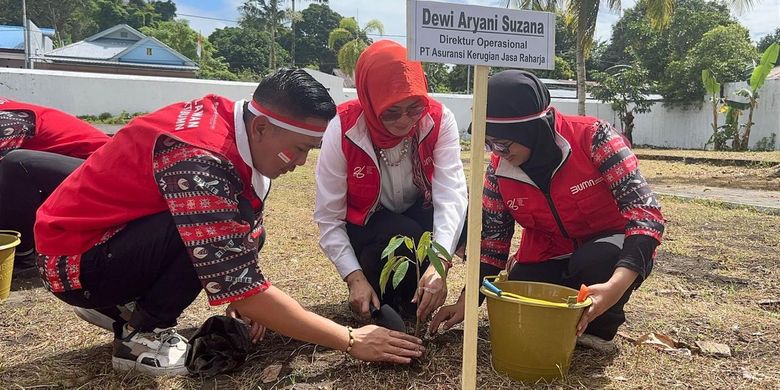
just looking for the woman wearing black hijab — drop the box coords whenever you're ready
[431,70,665,347]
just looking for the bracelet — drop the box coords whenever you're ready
[345,326,355,354]
[442,258,453,271]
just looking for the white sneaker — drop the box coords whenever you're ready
[112,326,189,376]
[73,302,135,331]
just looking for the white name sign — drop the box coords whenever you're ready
[407,0,555,70]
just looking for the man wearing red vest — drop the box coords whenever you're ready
[35,69,424,377]
[0,98,109,274]
[315,41,467,322]
[431,70,665,350]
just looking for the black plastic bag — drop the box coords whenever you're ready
[186,315,252,377]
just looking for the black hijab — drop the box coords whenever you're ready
[485,70,561,192]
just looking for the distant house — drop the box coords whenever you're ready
[0,21,54,68]
[36,24,198,78]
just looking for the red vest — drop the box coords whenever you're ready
[35,95,261,256]
[0,97,109,158]
[494,111,627,263]
[339,99,442,226]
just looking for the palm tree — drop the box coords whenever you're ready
[288,0,329,68]
[565,0,674,115]
[240,0,286,70]
[327,17,384,77]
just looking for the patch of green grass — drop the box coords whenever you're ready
[78,111,147,125]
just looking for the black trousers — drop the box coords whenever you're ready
[53,212,202,332]
[346,201,435,317]
[0,150,83,269]
[508,233,632,341]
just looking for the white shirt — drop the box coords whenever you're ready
[233,100,271,201]
[314,105,468,279]
[378,139,419,213]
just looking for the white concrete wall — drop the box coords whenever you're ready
[725,80,780,150]
[633,80,780,150]
[1,68,777,150]
[0,68,345,115]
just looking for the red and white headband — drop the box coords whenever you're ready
[247,100,326,137]
[486,107,551,124]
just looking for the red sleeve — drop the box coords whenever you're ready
[480,159,515,270]
[589,121,665,243]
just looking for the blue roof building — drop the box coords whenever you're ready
[2,23,199,78]
[41,24,199,78]
[0,21,55,68]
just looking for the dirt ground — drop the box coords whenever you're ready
[640,160,780,191]
[1,150,779,389]
[633,148,780,164]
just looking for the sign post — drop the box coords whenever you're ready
[406,1,554,389]
[462,64,488,390]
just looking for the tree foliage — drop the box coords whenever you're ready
[240,0,288,69]
[757,27,780,65]
[209,26,288,76]
[282,3,341,72]
[661,24,756,105]
[422,63,451,93]
[603,0,762,106]
[141,20,237,81]
[590,64,656,143]
[448,65,470,93]
[604,0,735,83]
[0,0,176,46]
[328,17,384,77]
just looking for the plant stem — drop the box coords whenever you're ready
[414,260,421,337]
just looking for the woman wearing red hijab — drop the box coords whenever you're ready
[315,41,467,323]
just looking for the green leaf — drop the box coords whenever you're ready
[751,43,779,91]
[416,231,432,263]
[759,43,779,70]
[379,255,398,296]
[403,236,414,251]
[430,241,454,262]
[363,19,385,35]
[327,28,352,48]
[392,261,409,289]
[381,235,405,260]
[701,69,720,96]
[735,88,752,99]
[427,247,446,280]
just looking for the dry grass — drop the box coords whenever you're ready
[640,160,780,191]
[633,148,780,164]
[1,150,779,389]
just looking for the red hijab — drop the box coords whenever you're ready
[354,40,429,149]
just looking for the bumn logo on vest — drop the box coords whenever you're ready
[570,177,604,195]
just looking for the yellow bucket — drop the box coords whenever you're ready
[481,273,592,383]
[0,230,21,301]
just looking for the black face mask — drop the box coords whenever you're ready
[484,70,562,192]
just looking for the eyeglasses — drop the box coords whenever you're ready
[380,103,428,122]
[485,139,513,154]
